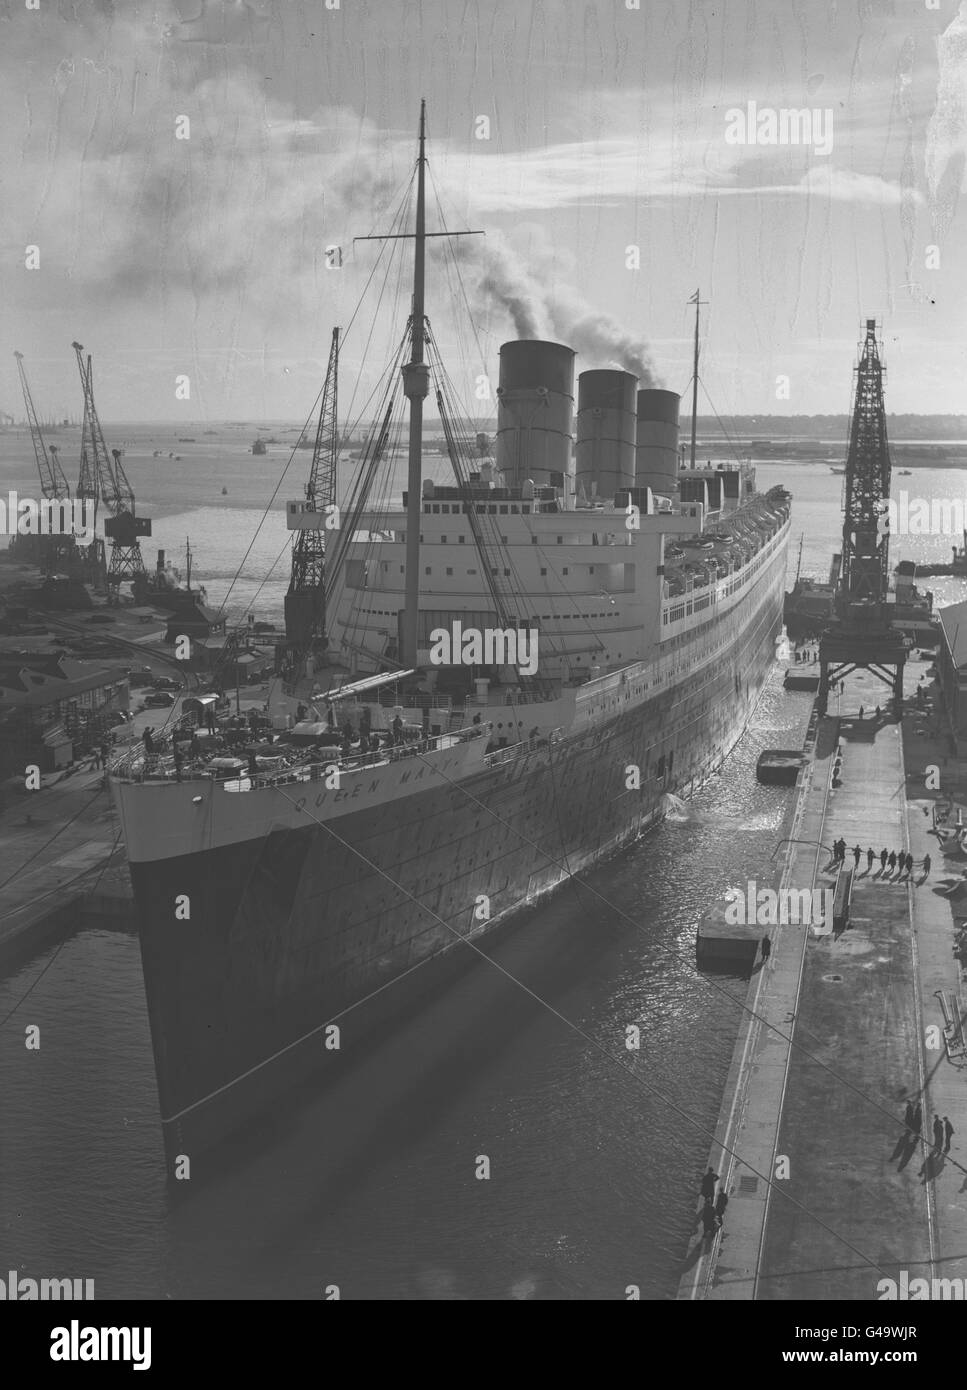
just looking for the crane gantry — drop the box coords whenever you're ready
[72,341,151,598]
[818,320,907,717]
[13,350,76,574]
[281,326,340,687]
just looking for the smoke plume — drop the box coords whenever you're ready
[459,228,662,386]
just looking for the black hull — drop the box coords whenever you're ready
[125,569,786,1172]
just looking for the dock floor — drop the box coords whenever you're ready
[681,661,967,1300]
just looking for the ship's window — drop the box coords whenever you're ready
[503,568,511,577]
[432,505,440,513]
[501,536,508,544]
[557,536,563,544]
[540,568,547,576]
[562,567,569,575]
[467,568,477,575]
[531,535,538,543]
[589,566,595,574]
[423,505,431,513]
[441,535,447,543]
[476,505,485,514]
[488,505,497,514]
[459,535,465,543]
[523,506,531,515]
[446,567,453,576]
[400,566,405,574]
[425,567,432,575]
[491,567,498,576]
[499,505,508,514]
[510,505,519,514]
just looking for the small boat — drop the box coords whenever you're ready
[829,465,846,474]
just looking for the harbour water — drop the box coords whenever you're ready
[0,438,962,1299]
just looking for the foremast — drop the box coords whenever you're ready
[400,101,430,669]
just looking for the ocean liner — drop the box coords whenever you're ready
[110,105,791,1167]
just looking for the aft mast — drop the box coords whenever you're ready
[687,289,706,470]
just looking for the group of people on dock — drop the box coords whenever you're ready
[830,840,930,881]
[903,1102,954,1155]
[697,1168,728,1240]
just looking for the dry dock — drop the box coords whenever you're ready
[681,662,967,1300]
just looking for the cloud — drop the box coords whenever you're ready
[751,164,923,205]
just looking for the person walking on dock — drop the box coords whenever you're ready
[700,1168,719,1202]
[944,1117,954,1152]
[853,844,862,868]
[760,935,771,963]
[888,851,897,873]
[700,1201,718,1240]
[714,1190,729,1228]
[904,1100,915,1135]
[913,1102,923,1137]
[867,847,875,872]
[933,1115,945,1152]
[880,848,888,873]
[859,704,864,720]
[922,854,931,880]
[906,852,915,878]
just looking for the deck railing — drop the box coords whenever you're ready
[109,723,491,787]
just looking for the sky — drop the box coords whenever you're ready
[1,0,966,423]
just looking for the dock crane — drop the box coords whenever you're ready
[818,320,907,717]
[13,350,75,573]
[281,326,340,688]
[14,352,71,501]
[72,342,151,598]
